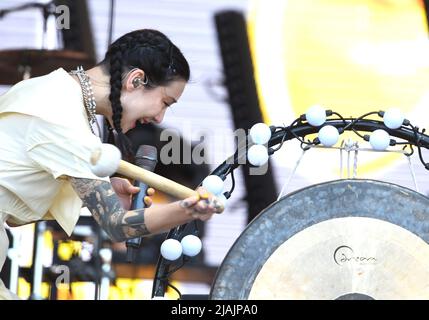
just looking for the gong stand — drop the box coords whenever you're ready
[151,109,429,299]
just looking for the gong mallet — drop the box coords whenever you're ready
[89,143,225,210]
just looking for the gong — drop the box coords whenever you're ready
[210,179,429,300]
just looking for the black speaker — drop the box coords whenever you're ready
[214,10,277,223]
[422,0,429,34]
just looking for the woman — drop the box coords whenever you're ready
[0,29,223,299]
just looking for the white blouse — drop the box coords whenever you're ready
[0,68,109,236]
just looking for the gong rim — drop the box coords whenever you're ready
[209,179,429,300]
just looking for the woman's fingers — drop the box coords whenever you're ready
[180,187,225,221]
[180,195,199,209]
[130,185,140,194]
[147,187,155,196]
[144,196,153,207]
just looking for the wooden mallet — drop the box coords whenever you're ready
[89,143,224,210]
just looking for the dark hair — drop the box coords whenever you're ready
[100,29,190,160]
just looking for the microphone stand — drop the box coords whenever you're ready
[29,221,47,300]
[93,223,103,300]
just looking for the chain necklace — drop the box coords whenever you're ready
[70,66,97,134]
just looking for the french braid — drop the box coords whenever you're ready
[102,29,190,160]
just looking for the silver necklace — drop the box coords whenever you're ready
[70,66,97,134]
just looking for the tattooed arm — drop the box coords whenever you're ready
[68,177,148,242]
[68,177,223,242]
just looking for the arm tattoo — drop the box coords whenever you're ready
[69,177,151,242]
[122,209,150,238]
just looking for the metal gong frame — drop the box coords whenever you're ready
[151,109,429,299]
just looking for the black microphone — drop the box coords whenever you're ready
[125,145,158,263]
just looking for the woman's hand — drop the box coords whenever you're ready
[180,187,224,221]
[110,177,155,210]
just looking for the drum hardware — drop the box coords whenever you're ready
[0,49,94,85]
[151,106,429,299]
[0,1,62,50]
[0,1,94,85]
[29,221,47,300]
[6,226,22,295]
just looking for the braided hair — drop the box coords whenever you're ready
[100,29,190,160]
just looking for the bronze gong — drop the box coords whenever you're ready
[210,179,429,300]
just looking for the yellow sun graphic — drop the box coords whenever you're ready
[248,0,429,177]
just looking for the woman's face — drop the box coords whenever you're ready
[120,78,186,133]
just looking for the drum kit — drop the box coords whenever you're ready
[0,49,93,85]
[0,1,94,86]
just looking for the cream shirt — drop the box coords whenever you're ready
[0,68,109,236]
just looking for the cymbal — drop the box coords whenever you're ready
[0,49,95,85]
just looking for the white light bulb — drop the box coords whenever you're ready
[383,108,404,129]
[305,105,326,126]
[90,143,121,177]
[202,175,224,196]
[80,249,92,262]
[250,123,272,145]
[247,145,269,166]
[369,129,390,151]
[181,235,202,257]
[318,125,339,147]
[99,248,112,263]
[216,194,228,209]
[160,239,183,261]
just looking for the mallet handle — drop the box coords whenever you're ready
[117,160,198,199]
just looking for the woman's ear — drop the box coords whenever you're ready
[124,68,146,91]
